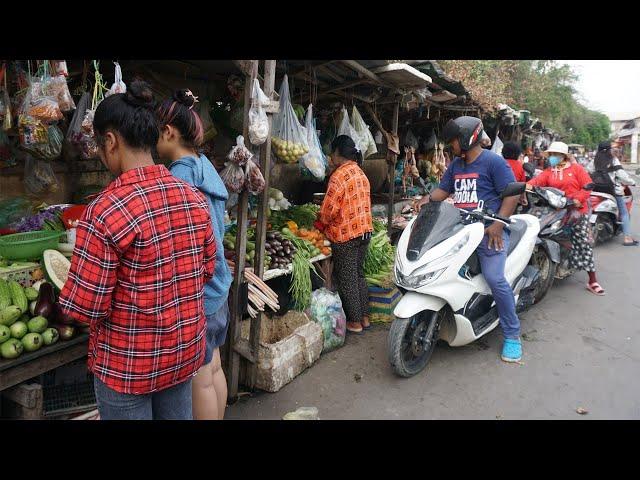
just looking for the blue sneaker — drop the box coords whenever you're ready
[501,338,522,363]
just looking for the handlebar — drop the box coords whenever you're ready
[459,208,512,225]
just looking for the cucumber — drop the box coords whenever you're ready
[0,279,11,310]
[0,306,22,326]
[8,281,28,314]
[24,287,39,301]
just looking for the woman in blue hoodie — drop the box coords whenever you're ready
[156,89,232,420]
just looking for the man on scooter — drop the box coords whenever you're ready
[415,116,523,363]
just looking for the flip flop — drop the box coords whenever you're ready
[346,323,364,334]
[623,240,639,246]
[586,282,606,296]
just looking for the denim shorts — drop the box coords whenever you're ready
[204,301,230,365]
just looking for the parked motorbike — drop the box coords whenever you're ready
[388,182,547,378]
[589,185,634,244]
[525,186,578,301]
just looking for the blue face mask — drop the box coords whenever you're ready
[549,155,562,167]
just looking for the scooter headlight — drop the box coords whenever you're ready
[395,266,446,289]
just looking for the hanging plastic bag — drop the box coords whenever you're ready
[248,79,270,146]
[300,104,327,181]
[307,288,346,353]
[105,62,126,97]
[403,129,419,150]
[53,60,68,77]
[337,106,365,154]
[271,75,309,164]
[352,106,377,159]
[228,135,252,166]
[220,162,246,193]
[198,100,217,142]
[0,90,10,131]
[44,74,75,112]
[19,116,62,160]
[245,158,266,194]
[66,92,91,142]
[75,62,108,160]
[24,155,59,195]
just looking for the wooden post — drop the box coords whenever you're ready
[387,101,400,234]
[227,60,259,401]
[247,60,277,389]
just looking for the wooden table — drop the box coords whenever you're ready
[0,334,89,392]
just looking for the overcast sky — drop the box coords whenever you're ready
[562,60,640,120]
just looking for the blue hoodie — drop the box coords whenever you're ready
[170,154,232,315]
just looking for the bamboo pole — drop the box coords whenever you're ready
[388,102,400,234]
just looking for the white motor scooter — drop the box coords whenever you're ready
[388,182,545,377]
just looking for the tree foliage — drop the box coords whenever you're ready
[439,60,611,149]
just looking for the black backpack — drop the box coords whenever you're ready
[591,169,616,196]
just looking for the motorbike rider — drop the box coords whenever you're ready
[527,142,606,296]
[415,116,523,363]
[594,141,637,246]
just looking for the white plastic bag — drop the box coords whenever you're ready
[299,104,327,181]
[248,79,270,146]
[307,288,346,353]
[352,106,377,159]
[271,75,309,164]
[337,106,365,154]
[105,62,126,97]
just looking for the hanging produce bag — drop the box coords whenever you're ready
[337,106,365,154]
[24,155,59,195]
[105,62,126,97]
[221,135,251,193]
[75,62,108,160]
[352,106,377,159]
[53,60,68,77]
[245,157,266,194]
[66,92,91,141]
[271,75,309,164]
[299,104,327,181]
[248,79,270,146]
[307,288,346,353]
[1,88,10,131]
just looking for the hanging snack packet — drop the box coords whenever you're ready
[44,75,76,112]
[271,75,309,164]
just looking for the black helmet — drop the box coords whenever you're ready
[441,116,485,152]
[597,141,611,152]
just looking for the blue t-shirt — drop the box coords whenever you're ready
[439,150,516,213]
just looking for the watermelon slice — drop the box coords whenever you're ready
[42,249,71,291]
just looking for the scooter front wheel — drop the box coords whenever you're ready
[388,310,441,378]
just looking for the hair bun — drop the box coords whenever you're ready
[173,89,197,108]
[124,80,156,109]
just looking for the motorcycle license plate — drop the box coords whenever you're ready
[589,214,598,223]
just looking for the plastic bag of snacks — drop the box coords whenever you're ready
[307,288,346,353]
[220,162,245,193]
[24,155,59,195]
[271,75,309,164]
[352,106,377,159]
[19,117,63,160]
[337,106,365,154]
[248,79,270,146]
[244,157,266,194]
[27,95,63,123]
[44,74,75,112]
[105,62,126,97]
[299,104,327,181]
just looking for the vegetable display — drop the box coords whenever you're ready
[364,220,395,288]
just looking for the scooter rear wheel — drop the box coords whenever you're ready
[388,310,441,378]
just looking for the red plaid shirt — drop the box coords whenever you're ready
[59,165,216,395]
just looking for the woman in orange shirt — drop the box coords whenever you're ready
[316,136,373,334]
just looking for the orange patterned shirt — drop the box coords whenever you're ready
[320,161,373,244]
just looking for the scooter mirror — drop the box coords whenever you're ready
[584,183,594,191]
[522,162,536,176]
[501,182,526,198]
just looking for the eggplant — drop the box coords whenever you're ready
[284,247,291,255]
[53,303,75,325]
[266,232,275,241]
[53,324,76,341]
[34,282,56,318]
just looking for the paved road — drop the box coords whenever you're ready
[227,183,640,420]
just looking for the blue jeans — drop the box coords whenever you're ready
[476,230,520,340]
[94,376,193,420]
[616,195,631,236]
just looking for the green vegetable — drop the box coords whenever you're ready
[0,306,22,326]
[8,281,28,314]
[0,279,11,310]
[24,287,39,301]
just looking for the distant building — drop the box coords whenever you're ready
[610,113,640,164]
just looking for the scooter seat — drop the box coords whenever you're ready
[507,219,527,256]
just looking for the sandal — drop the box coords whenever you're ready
[346,322,363,334]
[623,239,639,246]
[361,316,371,330]
[586,282,606,296]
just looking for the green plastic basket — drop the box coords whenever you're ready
[0,231,64,261]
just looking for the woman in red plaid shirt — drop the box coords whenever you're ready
[58,81,217,420]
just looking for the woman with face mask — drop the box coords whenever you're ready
[527,142,605,296]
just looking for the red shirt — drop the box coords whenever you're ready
[506,158,526,182]
[59,165,216,395]
[528,163,593,214]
